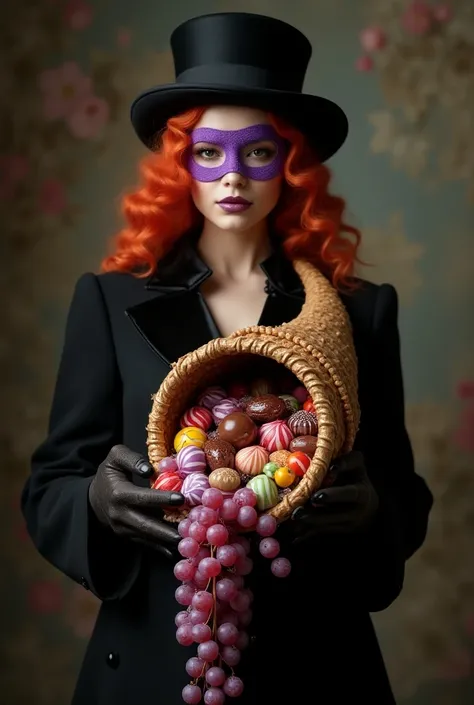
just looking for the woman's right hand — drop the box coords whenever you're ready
[89,444,185,560]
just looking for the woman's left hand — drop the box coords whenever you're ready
[289,450,379,545]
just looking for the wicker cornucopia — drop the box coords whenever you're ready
[147,259,360,523]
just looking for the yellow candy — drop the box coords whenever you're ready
[274,466,295,488]
[174,426,207,452]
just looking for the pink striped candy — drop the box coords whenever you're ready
[235,445,269,476]
[152,471,183,492]
[180,406,213,431]
[176,445,206,478]
[182,472,210,506]
[197,386,227,410]
[212,398,240,424]
[259,420,294,453]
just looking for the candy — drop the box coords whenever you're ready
[274,466,296,488]
[234,445,269,477]
[243,394,287,424]
[208,468,241,492]
[180,406,213,431]
[197,386,227,409]
[203,439,235,471]
[182,472,210,506]
[218,412,258,450]
[259,420,293,453]
[158,456,178,473]
[262,461,280,478]
[152,471,183,492]
[292,386,309,403]
[227,382,249,399]
[250,378,273,396]
[212,398,240,424]
[287,451,311,477]
[289,435,318,458]
[303,399,315,413]
[176,445,206,478]
[174,426,207,452]
[287,410,318,436]
[269,449,291,466]
[247,474,279,511]
[278,394,300,414]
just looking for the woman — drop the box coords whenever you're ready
[21,12,433,705]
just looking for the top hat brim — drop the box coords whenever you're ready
[130,83,348,163]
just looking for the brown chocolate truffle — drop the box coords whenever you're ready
[203,439,235,471]
[217,412,258,450]
[243,394,287,424]
[289,435,318,458]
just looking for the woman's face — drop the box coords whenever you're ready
[188,105,284,232]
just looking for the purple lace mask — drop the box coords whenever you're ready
[188,124,286,182]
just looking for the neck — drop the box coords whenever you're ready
[197,220,272,283]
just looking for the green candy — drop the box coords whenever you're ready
[278,394,300,413]
[247,474,279,511]
[263,461,280,478]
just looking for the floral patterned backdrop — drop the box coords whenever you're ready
[1,1,473,703]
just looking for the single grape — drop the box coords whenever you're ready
[188,506,203,522]
[256,514,277,537]
[259,537,280,559]
[189,521,207,543]
[229,592,251,613]
[234,556,253,576]
[193,570,209,590]
[227,573,244,590]
[178,518,192,538]
[216,544,238,567]
[235,631,249,651]
[204,687,225,705]
[217,621,239,646]
[175,610,190,627]
[237,505,257,528]
[271,556,292,578]
[182,683,202,704]
[220,498,239,521]
[176,623,194,646]
[189,609,209,625]
[174,560,196,582]
[202,488,224,510]
[221,644,241,667]
[175,583,196,606]
[192,590,214,613]
[196,546,211,561]
[197,640,219,662]
[233,487,257,507]
[179,537,200,559]
[239,609,253,628]
[198,557,222,579]
[199,507,219,527]
[207,524,229,547]
[186,656,205,678]
[215,577,237,602]
[205,666,226,687]
[192,623,212,643]
[241,587,254,604]
[231,542,246,559]
[223,675,244,698]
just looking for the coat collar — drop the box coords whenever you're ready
[125,231,305,367]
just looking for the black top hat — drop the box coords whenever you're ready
[130,12,349,162]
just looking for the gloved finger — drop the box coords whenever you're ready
[118,509,182,547]
[130,536,177,561]
[310,484,361,506]
[119,485,185,509]
[107,444,154,479]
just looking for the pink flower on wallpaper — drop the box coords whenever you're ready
[27,580,63,614]
[355,55,374,72]
[0,154,29,200]
[433,4,453,23]
[401,1,433,35]
[38,179,67,215]
[67,95,110,139]
[117,28,132,48]
[64,0,93,30]
[38,61,92,121]
[359,26,387,52]
[64,584,100,639]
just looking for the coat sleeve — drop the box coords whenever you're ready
[346,283,433,611]
[21,272,142,601]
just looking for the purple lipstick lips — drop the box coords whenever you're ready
[217,196,252,213]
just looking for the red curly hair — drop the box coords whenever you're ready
[100,107,363,290]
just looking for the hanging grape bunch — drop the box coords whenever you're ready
[151,377,318,704]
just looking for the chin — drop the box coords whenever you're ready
[213,214,258,232]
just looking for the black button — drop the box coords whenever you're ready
[106,652,120,669]
[80,577,89,590]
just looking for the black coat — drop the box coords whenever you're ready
[21,241,433,705]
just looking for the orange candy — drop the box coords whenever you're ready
[274,466,296,488]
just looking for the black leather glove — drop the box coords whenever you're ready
[290,450,379,544]
[89,444,185,559]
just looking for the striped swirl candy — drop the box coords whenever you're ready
[180,406,213,431]
[176,445,206,478]
[246,474,279,511]
[287,410,318,437]
[197,386,227,410]
[235,445,269,477]
[212,398,240,424]
[152,471,183,492]
[259,420,294,453]
[182,472,210,507]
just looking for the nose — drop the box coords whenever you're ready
[221,171,247,188]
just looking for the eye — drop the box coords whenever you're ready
[194,147,220,160]
[248,148,273,158]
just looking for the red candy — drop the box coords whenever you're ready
[227,382,249,399]
[303,399,315,413]
[258,420,293,453]
[152,471,183,492]
[180,406,213,431]
[286,451,311,477]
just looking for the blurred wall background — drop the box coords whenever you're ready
[1,1,473,703]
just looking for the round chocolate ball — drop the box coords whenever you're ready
[217,412,258,450]
[289,434,318,458]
